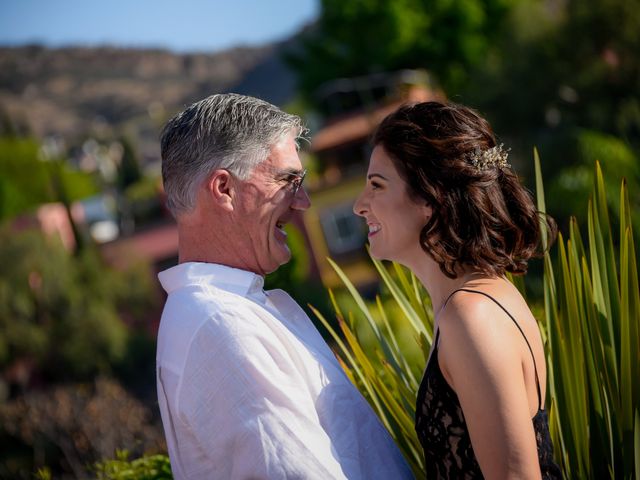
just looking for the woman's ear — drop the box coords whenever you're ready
[206,170,234,212]
[423,203,433,220]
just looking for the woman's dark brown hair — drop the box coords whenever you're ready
[374,101,557,278]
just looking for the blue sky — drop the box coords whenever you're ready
[0,0,319,52]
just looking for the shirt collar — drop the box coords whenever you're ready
[158,262,266,301]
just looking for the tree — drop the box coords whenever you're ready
[288,0,511,104]
[0,137,97,222]
[116,137,142,192]
[466,0,640,161]
[0,228,156,387]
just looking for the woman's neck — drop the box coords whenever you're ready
[410,257,488,320]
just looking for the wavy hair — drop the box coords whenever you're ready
[373,101,557,278]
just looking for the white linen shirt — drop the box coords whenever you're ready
[156,262,413,480]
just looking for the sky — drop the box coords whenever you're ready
[0,0,319,53]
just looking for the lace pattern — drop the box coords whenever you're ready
[415,339,562,479]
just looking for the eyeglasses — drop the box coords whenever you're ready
[282,169,307,196]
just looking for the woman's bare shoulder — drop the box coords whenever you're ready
[437,288,524,371]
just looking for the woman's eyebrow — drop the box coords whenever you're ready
[367,173,388,181]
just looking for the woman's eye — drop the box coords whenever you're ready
[371,181,382,190]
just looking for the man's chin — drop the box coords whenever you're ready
[278,246,292,266]
[263,247,291,275]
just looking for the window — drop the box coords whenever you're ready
[320,203,366,256]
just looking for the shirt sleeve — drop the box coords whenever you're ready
[175,311,349,480]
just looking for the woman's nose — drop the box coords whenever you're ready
[353,190,367,217]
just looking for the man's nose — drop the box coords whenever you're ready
[292,187,311,211]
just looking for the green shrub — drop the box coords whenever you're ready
[94,450,172,480]
[0,229,156,384]
[0,378,166,479]
[536,156,640,478]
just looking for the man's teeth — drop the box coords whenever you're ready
[369,225,381,233]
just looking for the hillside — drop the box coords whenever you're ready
[0,42,297,165]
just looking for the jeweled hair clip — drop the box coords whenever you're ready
[467,144,510,171]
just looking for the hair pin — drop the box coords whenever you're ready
[467,144,510,171]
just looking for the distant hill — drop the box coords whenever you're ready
[0,41,298,165]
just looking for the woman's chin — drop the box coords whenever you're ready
[369,245,393,262]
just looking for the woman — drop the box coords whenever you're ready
[353,101,562,479]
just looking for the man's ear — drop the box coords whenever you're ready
[206,170,234,212]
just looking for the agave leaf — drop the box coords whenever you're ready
[327,258,380,334]
[328,289,345,323]
[579,257,605,418]
[506,272,527,299]
[587,198,620,401]
[635,410,640,480]
[557,235,590,476]
[534,147,549,251]
[341,312,394,431]
[372,362,416,433]
[370,256,431,341]
[327,257,402,366]
[376,296,419,389]
[620,180,640,413]
[581,256,619,472]
[393,262,428,321]
[620,228,633,429]
[311,305,363,381]
[594,162,621,329]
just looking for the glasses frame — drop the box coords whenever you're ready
[285,169,307,196]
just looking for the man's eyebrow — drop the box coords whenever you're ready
[367,173,388,181]
[275,167,305,177]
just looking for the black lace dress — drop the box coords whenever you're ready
[415,289,562,479]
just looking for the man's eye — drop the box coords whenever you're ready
[284,176,298,187]
[279,170,306,194]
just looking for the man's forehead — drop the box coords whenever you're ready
[264,136,303,172]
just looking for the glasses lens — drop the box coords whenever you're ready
[292,170,306,195]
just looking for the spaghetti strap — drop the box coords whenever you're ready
[441,288,543,410]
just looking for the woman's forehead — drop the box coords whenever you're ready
[368,145,400,177]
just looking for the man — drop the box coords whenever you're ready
[156,93,412,479]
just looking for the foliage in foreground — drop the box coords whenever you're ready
[94,450,172,480]
[536,158,640,479]
[33,450,173,480]
[0,378,165,479]
[315,157,640,479]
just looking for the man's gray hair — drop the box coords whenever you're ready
[160,93,305,216]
